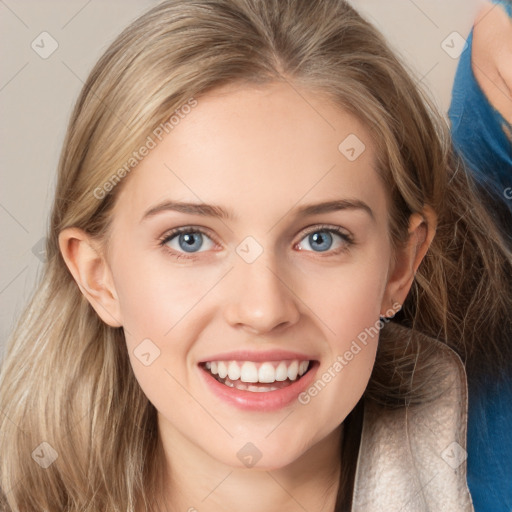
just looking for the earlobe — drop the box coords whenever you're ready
[380,206,437,316]
[58,227,123,327]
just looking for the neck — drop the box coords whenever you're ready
[157,423,344,512]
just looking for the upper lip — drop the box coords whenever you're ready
[198,349,315,363]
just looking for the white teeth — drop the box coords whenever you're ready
[287,360,299,380]
[204,359,311,384]
[217,361,228,379]
[275,362,288,381]
[299,360,310,376]
[240,361,259,383]
[258,362,276,383]
[246,384,280,392]
[227,361,241,381]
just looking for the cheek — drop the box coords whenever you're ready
[294,249,389,423]
[113,260,202,419]
[111,247,215,342]
[108,249,207,389]
[301,243,390,344]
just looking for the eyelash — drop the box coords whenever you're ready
[158,224,354,261]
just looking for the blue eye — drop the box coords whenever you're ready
[160,228,216,256]
[159,224,353,261]
[297,227,352,254]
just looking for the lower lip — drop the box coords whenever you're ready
[198,362,319,411]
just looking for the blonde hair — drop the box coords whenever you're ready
[1,0,511,510]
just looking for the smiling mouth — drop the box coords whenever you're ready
[199,359,313,392]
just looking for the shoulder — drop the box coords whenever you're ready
[351,324,474,511]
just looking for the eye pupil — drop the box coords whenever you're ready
[179,232,202,252]
[309,231,332,252]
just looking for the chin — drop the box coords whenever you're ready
[205,435,314,471]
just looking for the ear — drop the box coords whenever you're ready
[58,227,123,327]
[380,206,437,316]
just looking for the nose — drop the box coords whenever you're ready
[223,253,301,335]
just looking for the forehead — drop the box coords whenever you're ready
[111,81,386,225]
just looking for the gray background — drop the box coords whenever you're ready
[0,0,484,357]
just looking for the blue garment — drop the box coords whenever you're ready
[449,4,512,197]
[448,2,512,511]
[465,376,512,511]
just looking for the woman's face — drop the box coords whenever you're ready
[90,82,404,470]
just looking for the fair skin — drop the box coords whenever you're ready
[59,81,435,511]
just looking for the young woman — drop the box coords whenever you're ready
[1,1,510,510]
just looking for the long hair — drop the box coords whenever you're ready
[1,0,511,510]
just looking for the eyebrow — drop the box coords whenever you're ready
[140,198,374,222]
